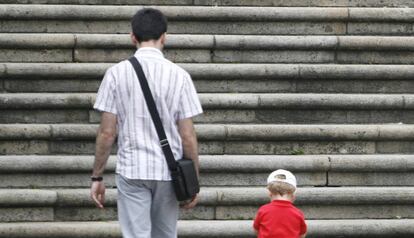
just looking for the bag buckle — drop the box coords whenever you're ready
[160,139,169,147]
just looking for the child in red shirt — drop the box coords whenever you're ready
[253,169,307,238]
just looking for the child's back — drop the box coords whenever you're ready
[253,169,307,238]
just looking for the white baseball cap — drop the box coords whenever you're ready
[267,169,297,188]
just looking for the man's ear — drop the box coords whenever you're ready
[160,32,166,45]
[130,32,139,46]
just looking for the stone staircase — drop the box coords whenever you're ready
[1,1,414,237]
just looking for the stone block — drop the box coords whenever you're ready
[337,51,414,64]
[49,141,97,154]
[179,206,215,220]
[255,110,348,124]
[214,35,337,50]
[74,49,134,63]
[0,141,49,155]
[0,49,72,63]
[348,23,414,36]
[0,189,57,206]
[194,79,296,93]
[224,141,376,155]
[0,174,116,188]
[328,172,414,186]
[376,141,414,153]
[199,142,225,155]
[0,20,131,34]
[0,208,54,222]
[4,79,101,93]
[296,79,414,94]
[216,206,256,220]
[89,110,101,123]
[200,172,326,186]
[55,207,117,221]
[0,110,89,123]
[301,205,414,219]
[194,110,256,123]
[328,154,414,172]
[212,50,334,63]
[170,22,346,35]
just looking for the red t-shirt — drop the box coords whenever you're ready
[253,200,307,238]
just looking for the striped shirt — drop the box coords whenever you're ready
[94,47,203,181]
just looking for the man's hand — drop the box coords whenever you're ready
[181,194,198,209]
[90,181,106,209]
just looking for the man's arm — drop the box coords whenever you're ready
[300,234,307,238]
[90,112,117,208]
[178,118,199,208]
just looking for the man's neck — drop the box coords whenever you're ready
[138,40,163,51]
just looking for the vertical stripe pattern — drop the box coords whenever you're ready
[94,47,203,181]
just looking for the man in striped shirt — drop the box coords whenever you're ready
[90,8,203,238]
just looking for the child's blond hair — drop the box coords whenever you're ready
[267,181,296,196]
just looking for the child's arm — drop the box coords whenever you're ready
[299,233,306,238]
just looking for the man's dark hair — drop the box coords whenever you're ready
[131,8,167,43]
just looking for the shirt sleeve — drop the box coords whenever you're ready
[253,209,262,231]
[94,67,117,115]
[176,74,203,120]
[300,215,307,235]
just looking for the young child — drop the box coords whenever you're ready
[253,169,307,238]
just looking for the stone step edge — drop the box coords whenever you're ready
[1,124,414,141]
[2,0,413,7]
[2,34,414,51]
[2,187,414,207]
[0,154,413,173]
[2,93,414,110]
[2,63,413,80]
[1,5,413,22]
[0,220,413,237]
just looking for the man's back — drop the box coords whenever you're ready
[94,47,202,181]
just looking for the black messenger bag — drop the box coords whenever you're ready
[128,56,200,202]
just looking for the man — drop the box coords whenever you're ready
[90,8,203,238]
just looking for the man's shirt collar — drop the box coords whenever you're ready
[135,47,164,59]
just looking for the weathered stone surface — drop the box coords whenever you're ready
[224,141,376,155]
[377,142,414,154]
[0,5,349,21]
[212,50,334,63]
[0,208,54,222]
[337,51,414,64]
[0,110,89,123]
[348,23,414,36]
[349,8,414,22]
[0,189,57,206]
[0,49,72,62]
[0,174,117,188]
[200,172,326,186]
[0,141,49,155]
[329,154,414,172]
[4,79,101,93]
[329,172,414,186]
[55,207,118,221]
[3,0,414,7]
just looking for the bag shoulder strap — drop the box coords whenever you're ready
[128,56,177,171]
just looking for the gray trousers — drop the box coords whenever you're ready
[116,174,179,238]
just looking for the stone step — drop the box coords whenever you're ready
[1,187,414,222]
[1,5,413,35]
[2,34,414,64]
[1,0,413,7]
[1,93,414,124]
[1,124,414,155]
[0,154,413,187]
[1,63,414,93]
[1,220,414,238]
